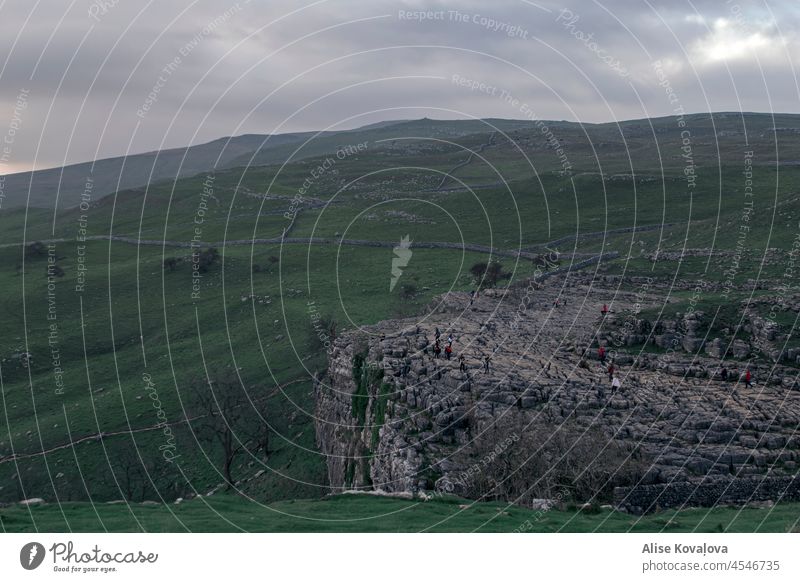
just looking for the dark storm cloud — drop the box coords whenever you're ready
[0,0,797,173]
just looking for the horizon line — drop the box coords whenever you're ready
[2,109,797,177]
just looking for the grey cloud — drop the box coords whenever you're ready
[0,0,797,173]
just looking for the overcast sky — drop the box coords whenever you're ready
[0,0,797,174]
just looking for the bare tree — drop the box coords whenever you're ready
[186,373,270,490]
[112,442,184,501]
[469,261,509,289]
[115,446,149,501]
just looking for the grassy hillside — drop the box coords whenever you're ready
[1,113,800,530]
[1,239,532,503]
[0,117,524,210]
[0,132,311,210]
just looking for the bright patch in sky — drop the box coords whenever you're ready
[692,17,781,64]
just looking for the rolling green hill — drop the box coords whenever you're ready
[2,113,800,531]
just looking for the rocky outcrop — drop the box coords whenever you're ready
[315,275,800,506]
[604,295,800,366]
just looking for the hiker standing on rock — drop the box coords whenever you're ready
[601,304,609,316]
[459,354,466,372]
[607,362,615,382]
[720,366,728,381]
[434,341,441,359]
[435,327,441,341]
[445,343,453,360]
[745,368,752,388]
[484,355,491,373]
[598,345,606,364]
[611,376,621,394]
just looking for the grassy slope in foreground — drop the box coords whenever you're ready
[2,494,799,533]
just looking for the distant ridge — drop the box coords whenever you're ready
[2,112,798,210]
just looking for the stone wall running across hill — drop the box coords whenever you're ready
[614,476,800,514]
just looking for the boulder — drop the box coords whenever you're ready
[731,339,750,359]
[681,336,704,353]
[655,333,678,350]
[704,338,725,358]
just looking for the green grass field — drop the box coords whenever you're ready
[2,494,799,533]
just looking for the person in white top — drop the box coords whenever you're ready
[611,376,621,393]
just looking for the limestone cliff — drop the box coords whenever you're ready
[315,275,800,504]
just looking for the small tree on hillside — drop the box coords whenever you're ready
[470,261,508,288]
[25,241,48,258]
[197,247,219,273]
[399,282,417,300]
[163,257,179,272]
[186,372,271,489]
[113,443,181,501]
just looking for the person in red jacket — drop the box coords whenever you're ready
[598,345,606,364]
[601,304,609,316]
[744,368,752,388]
[607,362,615,382]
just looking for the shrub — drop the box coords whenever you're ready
[25,241,48,258]
[470,261,509,288]
[399,282,417,300]
[196,247,219,273]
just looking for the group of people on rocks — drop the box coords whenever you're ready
[431,327,454,360]
[425,325,495,376]
[595,345,622,395]
[597,346,619,387]
[420,301,625,385]
[593,300,760,399]
[416,298,757,401]
[596,346,755,396]
[718,365,752,387]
